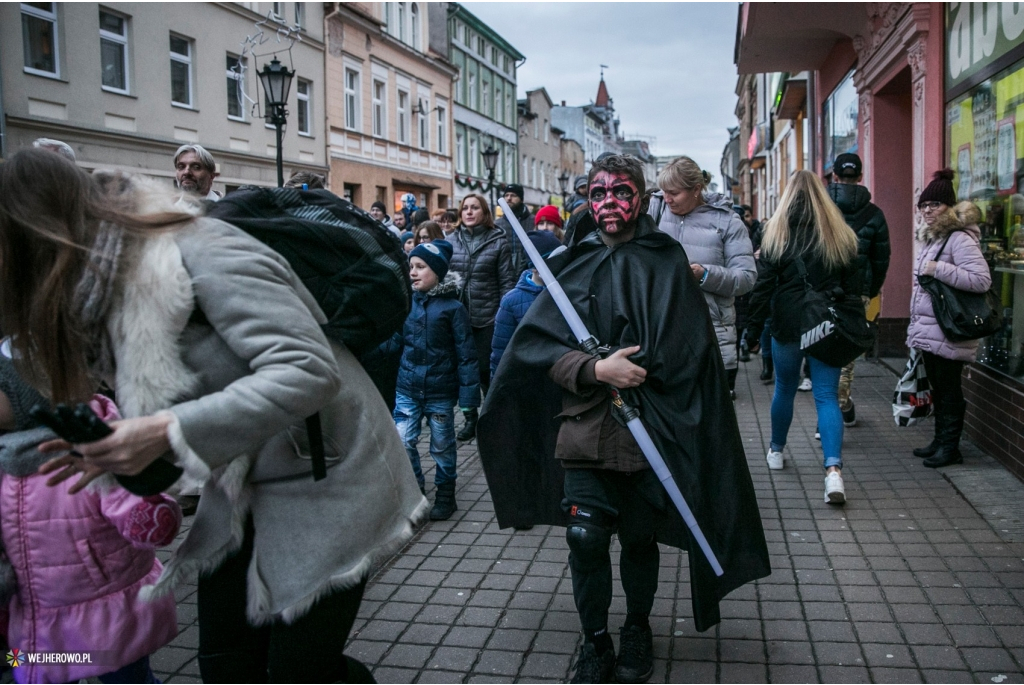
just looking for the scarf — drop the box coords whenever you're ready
[72,222,125,378]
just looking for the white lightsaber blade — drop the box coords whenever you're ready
[497,198,724,576]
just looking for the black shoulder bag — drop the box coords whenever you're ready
[916,232,1001,342]
[796,256,876,367]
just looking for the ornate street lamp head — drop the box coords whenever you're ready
[259,57,295,118]
[481,145,499,175]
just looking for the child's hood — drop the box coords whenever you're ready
[426,270,463,299]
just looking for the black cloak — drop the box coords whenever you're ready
[478,214,771,632]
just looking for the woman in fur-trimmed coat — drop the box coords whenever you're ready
[0,150,427,683]
[907,171,991,469]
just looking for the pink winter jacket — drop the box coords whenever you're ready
[906,207,992,362]
[2,396,180,684]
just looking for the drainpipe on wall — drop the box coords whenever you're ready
[0,45,7,158]
[807,73,817,174]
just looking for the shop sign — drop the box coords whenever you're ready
[947,2,1024,92]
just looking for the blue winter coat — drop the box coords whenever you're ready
[490,270,545,376]
[393,272,481,408]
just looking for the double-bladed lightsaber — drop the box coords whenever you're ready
[498,198,723,576]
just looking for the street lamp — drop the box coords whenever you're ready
[558,169,570,209]
[481,145,500,208]
[258,57,295,188]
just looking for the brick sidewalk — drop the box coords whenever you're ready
[150,359,1024,683]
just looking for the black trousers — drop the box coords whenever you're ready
[197,517,368,683]
[471,324,496,396]
[921,351,966,407]
[562,469,666,633]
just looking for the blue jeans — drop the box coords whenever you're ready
[394,394,458,487]
[770,340,843,470]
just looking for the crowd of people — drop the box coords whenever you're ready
[0,138,995,684]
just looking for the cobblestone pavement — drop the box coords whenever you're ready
[147,358,1024,683]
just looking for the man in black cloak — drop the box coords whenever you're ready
[478,155,770,684]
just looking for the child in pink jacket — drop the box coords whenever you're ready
[0,366,180,684]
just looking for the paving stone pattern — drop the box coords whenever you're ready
[144,360,1024,683]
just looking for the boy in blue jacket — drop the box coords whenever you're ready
[490,230,564,376]
[393,240,480,520]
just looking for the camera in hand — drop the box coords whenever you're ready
[29,403,183,496]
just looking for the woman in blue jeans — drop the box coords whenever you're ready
[745,170,863,504]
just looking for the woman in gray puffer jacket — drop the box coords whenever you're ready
[648,157,756,397]
[449,193,517,438]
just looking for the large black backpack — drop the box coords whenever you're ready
[206,187,411,480]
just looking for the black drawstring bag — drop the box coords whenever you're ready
[916,232,1001,342]
[796,257,876,367]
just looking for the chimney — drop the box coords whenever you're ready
[561,100,566,106]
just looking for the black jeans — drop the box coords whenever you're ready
[471,324,496,396]
[197,517,367,683]
[562,469,666,633]
[921,351,966,408]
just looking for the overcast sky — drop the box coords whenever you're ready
[463,1,741,182]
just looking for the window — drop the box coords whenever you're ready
[468,73,477,110]
[397,3,406,43]
[384,3,392,33]
[344,68,360,130]
[462,25,469,45]
[821,70,858,173]
[476,36,485,57]
[503,55,510,74]
[296,79,311,135]
[540,164,546,191]
[521,158,527,185]
[506,93,512,125]
[534,119,539,139]
[470,137,479,175]
[482,81,489,117]
[169,35,192,107]
[271,2,283,20]
[436,104,447,154]
[21,3,59,77]
[226,54,245,119]
[531,158,537,187]
[372,79,386,137]
[456,130,464,172]
[294,3,305,27]
[544,120,549,143]
[410,4,420,50]
[491,46,498,66]
[494,88,501,124]
[505,147,513,181]
[99,9,128,93]
[417,98,428,149]
[397,89,409,144]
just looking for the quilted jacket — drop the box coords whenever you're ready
[449,225,518,328]
[490,270,545,376]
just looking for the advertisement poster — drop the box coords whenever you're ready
[957,143,973,201]
[997,116,1018,195]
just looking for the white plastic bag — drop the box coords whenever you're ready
[892,348,934,426]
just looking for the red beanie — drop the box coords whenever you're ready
[534,205,563,229]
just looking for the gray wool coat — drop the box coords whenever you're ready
[102,217,426,624]
[648,192,756,369]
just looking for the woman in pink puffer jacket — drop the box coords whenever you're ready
[906,169,992,469]
[0,389,180,684]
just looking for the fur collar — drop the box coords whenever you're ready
[425,271,462,299]
[916,209,963,243]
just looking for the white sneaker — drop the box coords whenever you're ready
[814,426,821,440]
[798,378,813,392]
[766,449,784,470]
[824,472,846,504]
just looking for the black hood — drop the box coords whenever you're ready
[828,182,872,215]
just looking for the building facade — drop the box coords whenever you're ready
[736,2,1024,480]
[447,2,521,205]
[3,2,327,190]
[551,78,625,171]
[324,2,456,212]
[517,87,564,208]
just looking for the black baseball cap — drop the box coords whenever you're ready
[833,153,862,178]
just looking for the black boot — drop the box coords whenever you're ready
[456,408,478,441]
[924,400,965,468]
[759,357,774,384]
[738,338,751,363]
[430,481,457,520]
[914,396,943,458]
[913,438,941,458]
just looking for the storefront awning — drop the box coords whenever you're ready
[736,3,867,74]
[776,78,807,120]
[392,178,440,190]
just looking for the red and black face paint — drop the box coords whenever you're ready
[589,171,642,234]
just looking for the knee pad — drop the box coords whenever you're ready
[566,520,612,567]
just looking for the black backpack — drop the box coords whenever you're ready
[207,187,412,480]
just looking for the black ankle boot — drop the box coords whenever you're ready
[456,408,478,441]
[430,481,457,520]
[759,357,774,383]
[913,439,940,458]
[924,400,965,468]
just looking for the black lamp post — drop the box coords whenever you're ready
[481,145,500,208]
[558,169,570,209]
[258,57,295,188]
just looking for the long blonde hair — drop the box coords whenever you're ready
[761,169,857,270]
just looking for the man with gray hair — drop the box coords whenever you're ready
[173,143,221,202]
[33,138,76,161]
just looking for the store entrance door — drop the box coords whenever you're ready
[872,66,914,333]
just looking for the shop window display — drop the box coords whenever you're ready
[822,70,858,174]
[947,60,1024,379]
